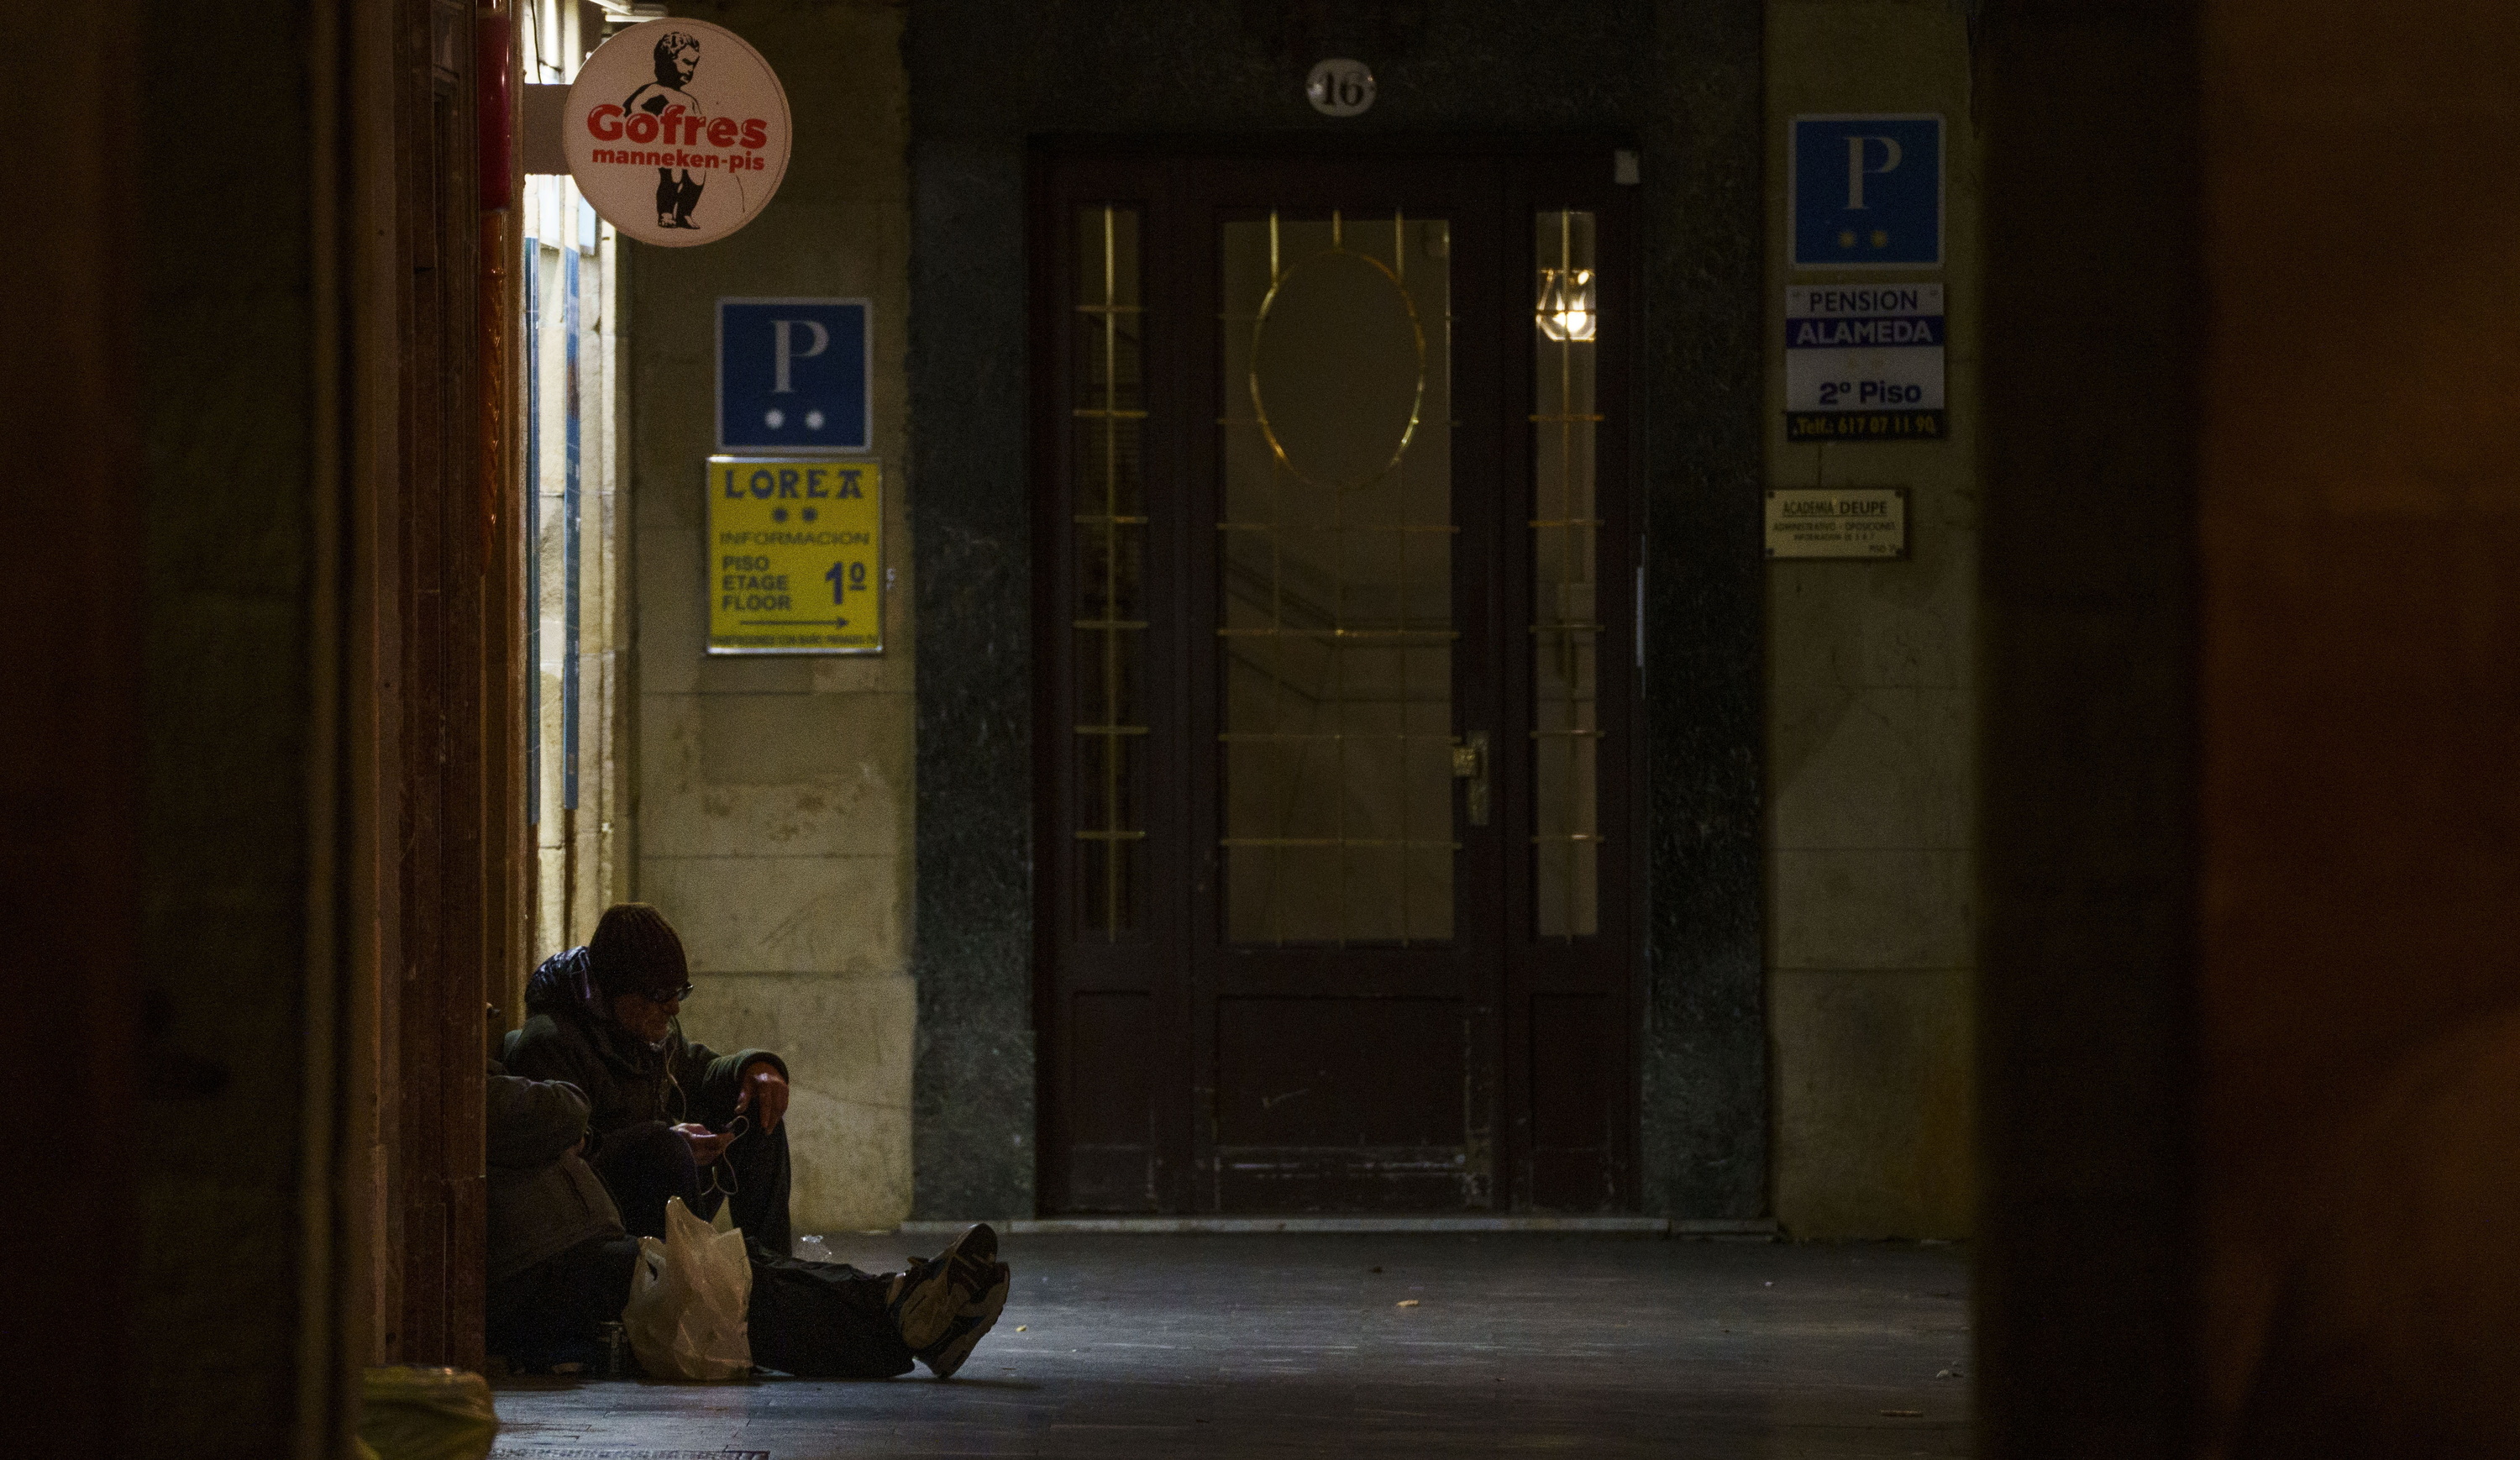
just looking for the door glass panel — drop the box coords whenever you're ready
[1074,206,1147,937]
[1533,210,1601,938]
[1220,213,1455,945]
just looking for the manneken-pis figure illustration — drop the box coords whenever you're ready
[623,29,706,229]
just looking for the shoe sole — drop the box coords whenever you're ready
[893,1223,1000,1353]
[919,1264,1010,1379]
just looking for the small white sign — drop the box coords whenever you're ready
[1784,283,1945,443]
[1307,59,1376,117]
[1766,488,1908,559]
[564,18,792,249]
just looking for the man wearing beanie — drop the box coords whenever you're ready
[484,1061,1010,1379]
[505,903,801,1253]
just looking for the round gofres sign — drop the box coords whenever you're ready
[564,18,790,247]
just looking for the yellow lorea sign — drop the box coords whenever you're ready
[706,457,882,654]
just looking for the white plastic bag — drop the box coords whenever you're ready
[621,1195,753,1380]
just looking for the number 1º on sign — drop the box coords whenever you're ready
[825,559,869,604]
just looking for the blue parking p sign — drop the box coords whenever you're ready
[718,298,870,452]
[1791,115,1943,269]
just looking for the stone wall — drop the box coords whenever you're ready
[1762,0,1980,1238]
[626,0,1986,1233]
[630,0,917,1233]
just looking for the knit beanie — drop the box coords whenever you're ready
[586,903,690,1000]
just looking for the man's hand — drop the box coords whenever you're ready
[672,1121,733,1168]
[734,1060,790,1133]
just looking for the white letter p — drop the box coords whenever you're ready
[1845,135,1903,210]
[772,318,830,394]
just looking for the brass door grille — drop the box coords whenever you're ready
[1531,210,1604,939]
[1073,205,1147,939]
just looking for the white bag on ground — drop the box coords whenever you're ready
[621,1195,753,1380]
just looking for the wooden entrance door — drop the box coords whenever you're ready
[1035,148,1637,1214]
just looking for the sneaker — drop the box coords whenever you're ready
[917,1261,1011,1379]
[889,1223,1000,1353]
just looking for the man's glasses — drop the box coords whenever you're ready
[640,982,696,1004]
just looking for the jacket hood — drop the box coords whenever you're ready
[525,945,604,1018]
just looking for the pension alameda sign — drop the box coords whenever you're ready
[563,18,791,247]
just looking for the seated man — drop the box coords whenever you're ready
[486,1061,1009,1379]
[506,902,796,1252]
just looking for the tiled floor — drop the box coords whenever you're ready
[491,1232,1972,1458]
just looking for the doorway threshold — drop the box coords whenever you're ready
[895,1216,1779,1238]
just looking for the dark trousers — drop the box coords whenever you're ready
[486,1234,913,1379]
[486,1235,641,1365]
[592,1119,794,1255]
[745,1247,916,1379]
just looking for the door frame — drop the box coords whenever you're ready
[1030,137,1644,1215]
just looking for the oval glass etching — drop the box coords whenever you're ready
[1221,213,1456,947]
[1249,247,1425,491]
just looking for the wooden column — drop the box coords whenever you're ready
[8,3,143,1448]
[386,0,514,1371]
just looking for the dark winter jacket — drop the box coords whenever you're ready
[501,947,788,1168]
[485,1061,625,1284]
